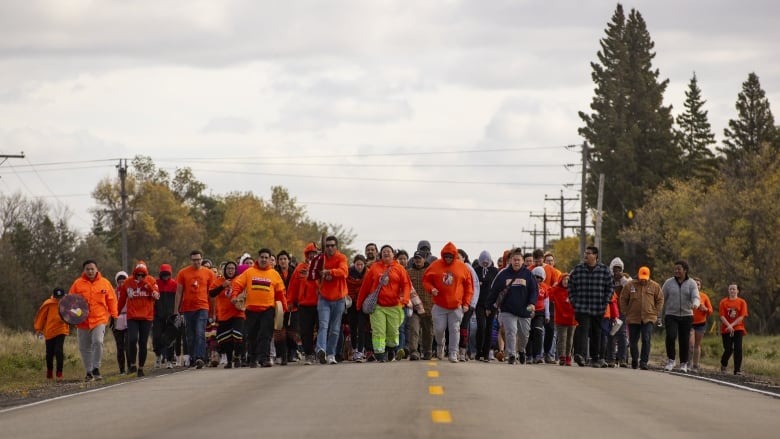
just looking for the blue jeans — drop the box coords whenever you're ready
[184,309,208,361]
[317,297,345,356]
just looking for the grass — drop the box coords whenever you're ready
[0,326,127,394]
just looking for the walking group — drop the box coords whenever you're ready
[34,240,749,381]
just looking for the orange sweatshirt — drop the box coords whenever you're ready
[422,242,474,310]
[211,276,245,321]
[357,259,411,309]
[288,261,320,307]
[176,265,217,313]
[68,272,118,330]
[693,291,713,325]
[318,251,349,301]
[34,297,70,340]
[231,263,288,313]
[117,275,159,321]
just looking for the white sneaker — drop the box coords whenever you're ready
[184,355,191,368]
[220,354,228,365]
[680,363,688,373]
[166,361,173,369]
[664,358,675,371]
[154,357,162,369]
[458,347,466,362]
[326,355,337,365]
[352,351,365,363]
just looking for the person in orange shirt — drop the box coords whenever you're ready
[288,243,321,365]
[231,248,288,367]
[527,266,550,364]
[314,235,349,364]
[209,261,245,368]
[689,277,713,372]
[548,274,577,365]
[423,242,474,363]
[117,261,160,377]
[34,287,70,380]
[174,250,218,369]
[357,244,412,362]
[719,284,748,375]
[68,259,118,381]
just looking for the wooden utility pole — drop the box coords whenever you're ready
[117,159,129,272]
[579,142,588,258]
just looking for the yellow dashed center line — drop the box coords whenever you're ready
[426,361,437,366]
[429,385,444,395]
[427,370,439,378]
[431,410,452,423]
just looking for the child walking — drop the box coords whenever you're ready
[719,284,748,375]
[34,287,70,380]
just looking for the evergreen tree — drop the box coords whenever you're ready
[675,73,718,185]
[578,4,678,264]
[720,72,778,177]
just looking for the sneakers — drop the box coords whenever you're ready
[458,348,466,362]
[166,361,173,369]
[721,365,727,373]
[534,357,544,364]
[304,355,314,365]
[619,361,629,368]
[46,369,53,380]
[137,368,145,377]
[558,357,566,366]
[317,350,327,364]
[395,348,406,361]
[154,357,162,369]
[261,360,273,368]
[664,358,675,371]
[220,353,228,365]
[518,353,527,365]
[508,355,516,365]
[436,346,445,360]
[691,364,700,372]
[56,371,63,381]
[128,365,138,374]
[448,355,458,363]
[409,352,420,361]
[85,373,94,382]
[195,359,205,369]
[565,356,572,366]
[573,354,585,367]
[544,354,555,364]
[327,355,337,365]
[353,351,365,363]
[734,371,744,376]
[679,363,688,373]
[92,368,103,380]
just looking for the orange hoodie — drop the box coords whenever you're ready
[422,242,474,310]
[117,261,159,321]
[68,271,118,330]
[231,262,288,313]
[356,259,411,310]
[318,250,349,301]
[288,243,321,308]
[34,297,70,340]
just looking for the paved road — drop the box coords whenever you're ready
[2,361,778,438]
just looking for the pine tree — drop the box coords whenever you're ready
[720,72,778,177]
[578,4,678,263]
[675,73,718,185]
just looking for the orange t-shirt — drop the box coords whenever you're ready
[693,291,713,325]
[176,266,217,313]
[719,297,748,334]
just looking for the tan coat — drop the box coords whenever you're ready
[619,279,664,324]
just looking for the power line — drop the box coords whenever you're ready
[301,200,532,214]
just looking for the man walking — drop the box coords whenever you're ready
[568,246,613,367]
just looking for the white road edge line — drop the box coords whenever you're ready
[0,371,183,414]
[670,372,780,399]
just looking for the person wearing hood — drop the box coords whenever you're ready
[69,260,119,381]
[474,250,498,362]
[407,251,433,360]
[209,261,245,368]
[485,247,538,364]
[118,261,160,377]
[111,271,129,374]
[357,244,412,362]
[288,242,321,365]
[605,257,630,367]
[422,242,474,363]
[153,263,178,368]
[457,249,480,361]
[412,240,437,266]
[34,287,70,380]
[619,266,664,370]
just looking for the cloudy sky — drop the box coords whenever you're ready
[1,0,778,262]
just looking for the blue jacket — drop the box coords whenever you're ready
[487,265,538,317]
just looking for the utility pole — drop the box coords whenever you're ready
[529,209,560,249]
[579,142,589,257]
[595,173,605,252]
[118,159,129,272]
[545,190,579,241]
[0,151,26,171]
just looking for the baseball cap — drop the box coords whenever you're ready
[638,266,650,280]
[413,251,425,259]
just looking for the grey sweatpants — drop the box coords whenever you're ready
[78,324,106,373]
[498,312,531,358]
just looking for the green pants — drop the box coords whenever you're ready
[370,305,404,353]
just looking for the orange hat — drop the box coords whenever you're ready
[304,242,318,255]
[638,266,650,280]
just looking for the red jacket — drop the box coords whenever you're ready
[118,264,159,321]
[549,284,577,326]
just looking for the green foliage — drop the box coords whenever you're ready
[579,4,679,265]
[674,73,719,185]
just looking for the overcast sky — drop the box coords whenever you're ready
[1,0,778,263]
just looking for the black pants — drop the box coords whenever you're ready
[246,308,275,363]
[628,322,653,367]
[475,305,494,360]
[285,311,300,359]
[573,312,602,361]
[127,320,152,368]
[112,327,128,372]
[45,334,66,373]
[721,331,744,373]
[298,305,318,355]
[527,313,546,358]
[459,308,475,349]
[543,303,555,357]
[664,315,693,363]
[217,317,245,361]
[152,313,175,361]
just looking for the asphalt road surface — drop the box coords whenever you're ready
[2,360,778,438]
